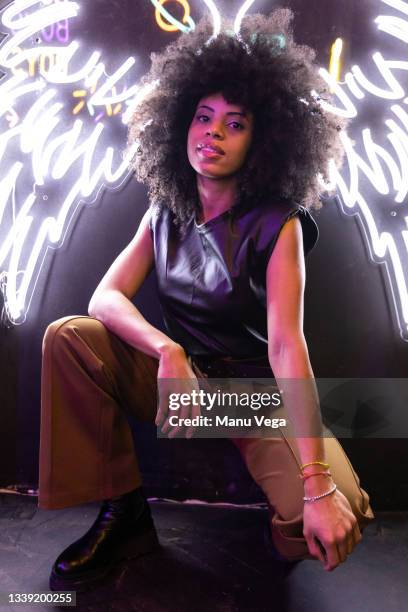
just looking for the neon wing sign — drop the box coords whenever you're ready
[0,0,151,324]
[1,0,408,343]
[316,0,408,341]
[232,0,408,340]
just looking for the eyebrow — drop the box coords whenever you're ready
[197,104,248,118]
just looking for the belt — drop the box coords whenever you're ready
[188,354,274,378]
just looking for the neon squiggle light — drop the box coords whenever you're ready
[319,0,408,340]
[0,0,151,323]
[202,0,221,42]
[218,0,408,339]
[230,0,408,340]
[233,0,256,36]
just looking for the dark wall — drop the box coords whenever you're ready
[1,0,407,510]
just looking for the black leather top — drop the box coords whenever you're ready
[149,198,319,363]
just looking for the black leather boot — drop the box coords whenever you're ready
[49,487,160,591]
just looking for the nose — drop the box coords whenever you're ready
[206,121,223,139]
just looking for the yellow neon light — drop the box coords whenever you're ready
[10,45,68,78]
[329,38,343,91]
[105,86,122,116]
[155,0,191,32]
[72,81,122,117]
[72,99,85,114]
[72,80,96,115]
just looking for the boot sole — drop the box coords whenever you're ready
[49,527,161,592]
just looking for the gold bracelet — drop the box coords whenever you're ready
[300,460,330,470]
[298,470,332,481]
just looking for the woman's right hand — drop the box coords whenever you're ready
[155,344,203,438]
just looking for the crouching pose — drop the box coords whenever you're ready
[38,9,374,591]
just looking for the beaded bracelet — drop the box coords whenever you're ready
[300,460,330,470]
[298,470,332,481]
[303,483,337,503]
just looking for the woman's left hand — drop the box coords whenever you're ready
[302,487,362,571]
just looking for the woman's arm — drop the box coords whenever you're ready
[89,208,199,438]
[266,215,359,571]
[88,208,184,361]
[266,216,327,490]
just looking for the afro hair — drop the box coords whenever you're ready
[125,8,346,237]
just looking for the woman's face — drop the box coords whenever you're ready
[187,92,254,180]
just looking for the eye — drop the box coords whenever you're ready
[194,115,244,130]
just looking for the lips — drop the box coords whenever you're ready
[197,142,225,155]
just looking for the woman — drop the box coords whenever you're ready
[38,10,374,591]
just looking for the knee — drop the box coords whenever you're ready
[42,316,96,356]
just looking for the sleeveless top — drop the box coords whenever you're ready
[149,198,319,362]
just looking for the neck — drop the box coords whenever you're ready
[196,175,238,223]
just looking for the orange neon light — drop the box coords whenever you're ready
[155,0,191,32]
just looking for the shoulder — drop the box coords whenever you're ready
[267,214,303,272]
[246,200,319,265]
[148,203,178,236]
[272,203,319,260]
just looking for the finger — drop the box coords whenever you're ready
[180,392,191,422]
[161,414,172,433]
[353,521,362,545]
[163,412,179,436]
[169,389,191,438]
[322,540,340,571]
[167,420,185,437]
[155,396,168,427]
[306,536,326,564]
[186,389,202,438]
[168,415,189,438]
[346,534,354,555]
[337,537,349,563]
[155,381,170,426]
[162,404,179,433]
[180,380,200,438]
[168,425,183,438]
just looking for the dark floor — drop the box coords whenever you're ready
[0,493,406,612]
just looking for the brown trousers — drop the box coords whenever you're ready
[38,315,375,561]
